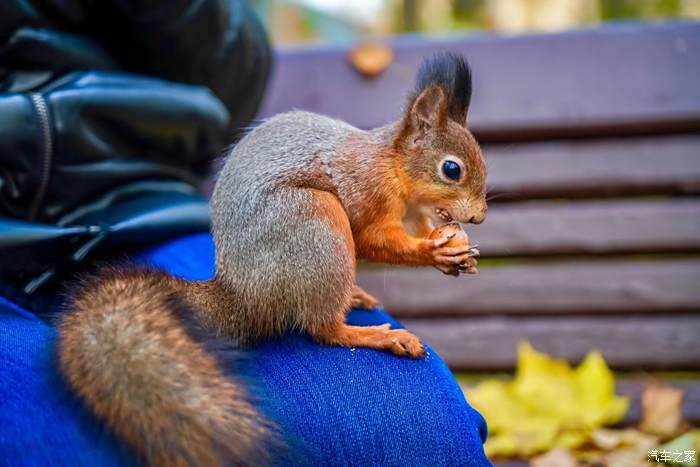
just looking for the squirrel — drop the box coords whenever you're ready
[57,51,487,467]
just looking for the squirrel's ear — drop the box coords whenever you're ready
[411,52,472,127]
[408,84,447,137]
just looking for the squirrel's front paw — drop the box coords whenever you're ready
[420,238,475,276]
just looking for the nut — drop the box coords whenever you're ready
[428,222,478,275]
[428,221,470,247]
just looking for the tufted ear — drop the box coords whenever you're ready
[408,84,447,140]
[412,51,472,127]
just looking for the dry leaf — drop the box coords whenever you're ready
[586,429,658,467]
[591,428,658,451]
[592,429,625,451]
[639,385,684,439]
[347,43,394,77]
[530,448,577,467]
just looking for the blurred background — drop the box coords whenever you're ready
[252,0,700,45]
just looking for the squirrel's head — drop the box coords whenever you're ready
[395,52,487,225]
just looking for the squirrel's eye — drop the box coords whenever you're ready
[441,160,462,181]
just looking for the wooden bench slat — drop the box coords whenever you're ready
[484,134,700,200]
[260,23,700,141]
[404,314,700,370]
[470,198,700,257]
[357,260,700,316]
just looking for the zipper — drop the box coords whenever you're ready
[28,92,53,221]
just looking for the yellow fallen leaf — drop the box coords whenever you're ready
[553,430,589,450]
[486,417,559,457]
[467,342,629,458]
[576,351,630,428]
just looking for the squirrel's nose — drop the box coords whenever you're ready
[468,214,485,225]
[468,208,487,224]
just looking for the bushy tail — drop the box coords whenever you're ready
[58,268,272,467]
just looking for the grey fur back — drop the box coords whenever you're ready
[212,111,357,257]
[209,111,361,339]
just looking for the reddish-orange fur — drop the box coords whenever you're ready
[337,85,486,271]
[301,190,425,357]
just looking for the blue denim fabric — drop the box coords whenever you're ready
[0,232,490,466]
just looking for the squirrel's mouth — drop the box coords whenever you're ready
[435,208,454,223]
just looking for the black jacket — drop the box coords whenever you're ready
[0,0,270,303]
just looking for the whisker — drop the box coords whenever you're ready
[486,191,522,202]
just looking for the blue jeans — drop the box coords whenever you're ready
[0,232,490,466]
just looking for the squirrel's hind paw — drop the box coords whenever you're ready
[350,285,381,310]
[387,329,426,358]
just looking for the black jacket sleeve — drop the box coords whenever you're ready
[0,0,271,134]
[0,0,271,303]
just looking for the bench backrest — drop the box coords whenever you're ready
[260,22,700,371]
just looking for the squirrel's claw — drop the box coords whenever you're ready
[457,256,478,274]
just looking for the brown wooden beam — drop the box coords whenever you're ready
[402,314,700,370]
[357,260,700,316]
[469,199,700,257]
[259,23,700,142]
[483,134,700,200]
